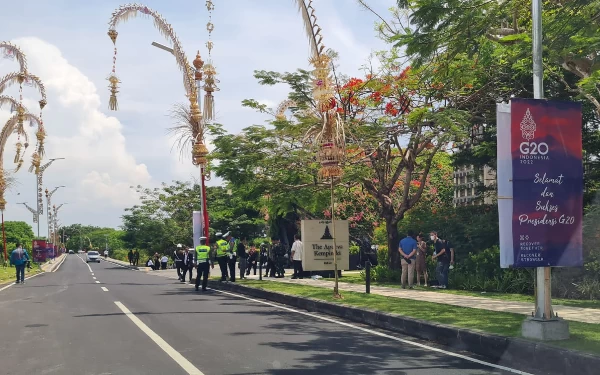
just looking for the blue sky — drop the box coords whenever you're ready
[0,0,392,231]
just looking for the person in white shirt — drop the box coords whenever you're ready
[291,234,304,279]
[104,249,108,259]
[160,254,169,270]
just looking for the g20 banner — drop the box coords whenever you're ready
[32,239,47,263]
[511,98,583,267]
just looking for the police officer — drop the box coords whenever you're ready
[215,232,229,281]
[195,236,213,291]
[224,232,237,282]
[271,237,286,278]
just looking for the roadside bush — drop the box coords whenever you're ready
[349,245,360,255]
[360,265,402,283]
[376,245,388,265]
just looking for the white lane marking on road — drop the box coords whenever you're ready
[93,277,97,280]
[52,255,67,272]
[76,255,93,272]
[211,289,533,375]
[101,258,128,268]
[95,281,101,284]
[114,301,205,375]
[91,273,94,276]
[0,272,44,292]
[101,287,109,292]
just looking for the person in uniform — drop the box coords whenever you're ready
[195,236,213,291]
[271,237,286,278]
[215,232,229,281]
[224,232,237,282]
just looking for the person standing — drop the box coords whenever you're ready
[173,244,184,281]
[291,234,304,279]
[246,245,258,276]
[127,249,134,265]
[430,231,453,289]
[160,254,168,270]
[215,232,229,281]
[271,237,286,278]
[133,250,140,266]
[10,243,30,284]
[224,232,237,282]
[399,230,417,289]
[195,237,213,291]
[104,249,109,259]
[181,247,194,283]
[237,238,248,280]
[415,233,429,287]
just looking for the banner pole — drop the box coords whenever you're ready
[531,0,553,320]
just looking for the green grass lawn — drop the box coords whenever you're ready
[235,279,600,355]
[325,274,600,310]
[0,264,42,285]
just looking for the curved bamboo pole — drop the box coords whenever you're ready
[0,72,47,110]
[106,3,206,162]
[0,112,43,210]
[0,41,27,73]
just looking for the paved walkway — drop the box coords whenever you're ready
[104,257,600,324]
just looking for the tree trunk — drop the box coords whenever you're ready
[386,218,400,270]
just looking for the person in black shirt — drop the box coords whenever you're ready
[237,239,248,280]
[246,246,258,276]
[430,231,453,289]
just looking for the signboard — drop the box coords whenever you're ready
[32,240,47,263]
[511,99,583,267]
[46,243,55,260]
[300,220,349,271]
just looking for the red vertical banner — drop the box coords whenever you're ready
[32,240,47,263]
[511,99,583,267]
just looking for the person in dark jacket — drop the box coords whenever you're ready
[237,239,248,280]
[10,243,30,284]
[127,249,134,265]
[246,246,258,276]
[173,244,184,281]
[181,247,195,283]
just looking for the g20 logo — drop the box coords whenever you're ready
[520,142,548,155]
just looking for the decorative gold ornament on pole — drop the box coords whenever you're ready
[296,0,346,298]
[203,0,219,122]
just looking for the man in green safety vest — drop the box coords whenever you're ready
[195,236,213,291]
[215,232,229,281]
[224,232,237,282]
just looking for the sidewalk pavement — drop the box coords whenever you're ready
[112,260,600,325]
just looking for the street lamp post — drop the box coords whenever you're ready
[52,203,66,246]
[36,158,64,237]
[45,186,64,241]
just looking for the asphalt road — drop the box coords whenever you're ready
[0,255,533,375]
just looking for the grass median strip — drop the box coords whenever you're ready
[325,274,600,310]
[235,279,600,355]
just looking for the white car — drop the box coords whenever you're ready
[86,251,101,263]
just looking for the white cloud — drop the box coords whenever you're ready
[1,37,151,228]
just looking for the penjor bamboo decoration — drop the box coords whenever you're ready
[0,72,48,168]
[0,112,43,209]
[295,0,346,298]
[0,42,28,73]
[203,0,219,121]
[106,3,207,163]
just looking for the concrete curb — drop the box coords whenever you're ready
[208,281,600,375]
[41,254,67,272]
[102,257,142,270]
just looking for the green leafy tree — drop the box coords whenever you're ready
[2,221,35,252]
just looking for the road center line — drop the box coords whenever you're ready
[101,287,109,292]
[95,281,100,284]
[93,277,97,280]
[114,301,204,375]
[211,289,532,375]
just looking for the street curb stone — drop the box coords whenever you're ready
[207,280,600,375]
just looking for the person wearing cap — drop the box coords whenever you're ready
[224,232,237,282]
[215,232,229,281]
[195,236,213,291]
[173,244,184,281]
